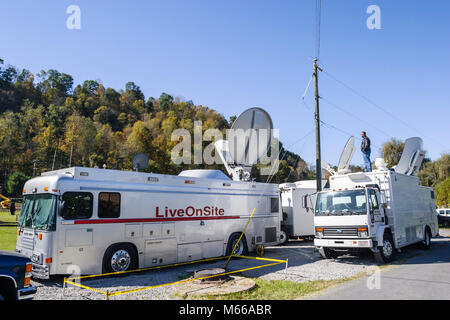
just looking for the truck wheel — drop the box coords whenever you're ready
[318,247,338,259]
[103,243,138,273]
[420,228,432,250]
[374,233,396,264]
[279,230,288,245]
[226,233,248,256]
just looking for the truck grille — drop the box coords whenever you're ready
[323,226,358,237]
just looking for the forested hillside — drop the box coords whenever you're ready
[0,59,313,195]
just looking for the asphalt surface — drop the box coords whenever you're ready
[311,229,450,300]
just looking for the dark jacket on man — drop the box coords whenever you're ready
[361,136,371,153]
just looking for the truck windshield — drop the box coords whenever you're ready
[18,194,57,231]
[316,189,367,216]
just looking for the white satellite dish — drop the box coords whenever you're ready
[132,153,149,171]
[321,159,336,176]
[216,107,273,181]
[228,107,273,167]
[394,137,424,176]
[321,136,355,176]
[337,136,355,173]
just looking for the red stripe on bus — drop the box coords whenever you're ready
[73,216,241,224]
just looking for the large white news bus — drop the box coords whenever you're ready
[15,167,282,278]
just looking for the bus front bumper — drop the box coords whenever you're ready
[314,238,373,248]
[31,263,50,279]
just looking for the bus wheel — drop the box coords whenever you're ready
[420,227,431,250]
[374,233,396,264]
[226,233,248,256]
[103,243,138,273]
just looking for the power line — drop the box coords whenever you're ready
[321,96,392,138]
[315,0,322,60]
[264,127,316,184]
[321,69,444,149]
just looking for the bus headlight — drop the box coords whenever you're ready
[31,252,43,264]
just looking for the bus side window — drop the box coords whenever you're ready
[98,192,121,218]
[61,192,93,220]
[270,197,279,213]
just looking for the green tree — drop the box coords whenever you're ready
[6,171,30,196]
[382,138,405,168]
[435,177,450,207]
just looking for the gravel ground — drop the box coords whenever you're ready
[31,229,450,300]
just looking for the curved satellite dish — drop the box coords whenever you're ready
[394,137,424,175]
[321,159,336,176]
[228,107,273,167]
[337,136,355,173]
[132,153,149,171]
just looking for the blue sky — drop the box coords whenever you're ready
[1,0,449,167]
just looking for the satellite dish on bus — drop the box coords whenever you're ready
[132,153,149,172]
[216,107,273,181]
[394,137,424,176]
[337,136,355,174]
[228,107,273,167]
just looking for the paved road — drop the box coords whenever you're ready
[312,231,450,300]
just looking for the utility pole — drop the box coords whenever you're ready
[313,58,323,192]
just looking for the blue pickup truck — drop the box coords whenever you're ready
[0,250,36,300]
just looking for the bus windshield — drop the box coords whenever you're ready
[18,194,57,231]
[315,189,367,216]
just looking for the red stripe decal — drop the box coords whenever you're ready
[73,216,241,225]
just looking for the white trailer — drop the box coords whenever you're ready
[15,167,282,278]
[313,137,439,263]
[279,180,326,242]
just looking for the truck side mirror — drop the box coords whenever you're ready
[58,200,65,216]
[382,203,387,209]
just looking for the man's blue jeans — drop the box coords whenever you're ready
[362,150,372,172]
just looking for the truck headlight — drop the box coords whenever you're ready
[357,227,368,238]
[315,228,324,238]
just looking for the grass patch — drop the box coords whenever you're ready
[189,277,357,300]
[0,209,19,224]
[0,225,17,251]
[0,210,18,251]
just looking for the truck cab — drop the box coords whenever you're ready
[314,186,389,258]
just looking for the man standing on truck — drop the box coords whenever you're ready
[361,131,372,172]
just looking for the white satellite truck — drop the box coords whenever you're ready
[15,108,283,278]
[313,137,439,263]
